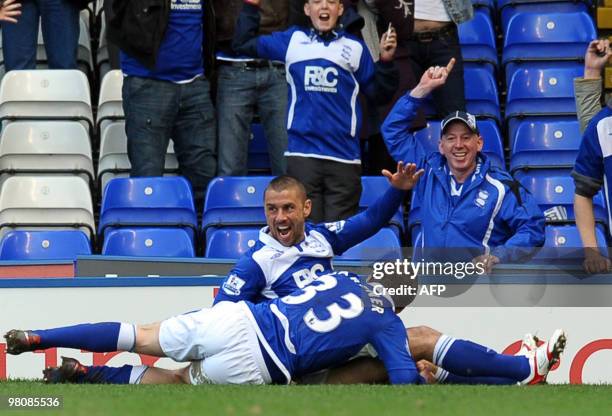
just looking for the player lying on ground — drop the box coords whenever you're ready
[5,272,566,385]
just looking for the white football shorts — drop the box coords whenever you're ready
[158,301,272,385]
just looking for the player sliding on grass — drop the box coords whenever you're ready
[5,272,566,385]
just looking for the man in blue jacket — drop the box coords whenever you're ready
[382,60,545,270]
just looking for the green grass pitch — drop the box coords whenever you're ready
[1,382,611,416]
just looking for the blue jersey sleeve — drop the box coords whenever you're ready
[317,186,405,255]
[232,3,293,61]
[213,256,266,305]
[369,315,421,385]
[255,28,294,62]
[381,93,429,168]
[354,40,376,86]
[572,115,605,198]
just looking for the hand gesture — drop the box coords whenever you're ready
[0,0,21,24]
[382,161,425,191]
[379,25,397,62]
[410,58,455,99]
[584,39,612,79]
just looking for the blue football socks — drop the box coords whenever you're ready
[33,322,136,352]
[434,335,531,382]
[74,364,148,384]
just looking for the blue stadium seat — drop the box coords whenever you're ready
[459,9,497,68]
[99,177,197,241]
[532,224,607,263]
[499,1,590,35]
[464,65,501,122]
[502,10,595,65]
[248,123,271,173]
[202,176,271,241]
[205,227,260,259]
[0,230,91,260]
[335,228,402,261]
[102,228,195,257]
[516,171,608,224]
[360,176,404,235]
[413,119,505,168]
[505,62,582,119]
[510,117,580,172]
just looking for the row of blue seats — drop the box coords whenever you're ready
[0,172,608,260]
[0,226,402,261]
[459,4,595,70]
[419,62,586,125]
[0,223,603,262]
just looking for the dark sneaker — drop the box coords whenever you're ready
[3,330,41,355]
[43,357,90,384]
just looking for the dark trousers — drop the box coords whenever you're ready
[287,156,361,223]
[405,26,466,117]
[103,0,121,69]
[122,76,217,199]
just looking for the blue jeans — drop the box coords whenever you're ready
[122,76,217,196]
[1,0,79,70]
[216,63,288,176]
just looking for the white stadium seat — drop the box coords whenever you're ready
[97,70,124,134]
[0,69,93,130]
[0,175,95,240]
[0,121,94,185]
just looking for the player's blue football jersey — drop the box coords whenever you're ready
[573,106,612,237]
[213,187,405,305]
[244,272,420,385]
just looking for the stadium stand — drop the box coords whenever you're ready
[516,171,608,225]
[532,224,608,263]
[99,177,198,247]
[505,62,582,119]
[498,0,592,35]
[102,228,196,258]
[0,121,94,187]
[205,227,260,259]
[501,9,596,65]
[202,176,270,243]
[0,0,604,260]
[0,230,91,260]
[96,70,124,136]
[0,69,94,132]
[248,123,271,174]
[458,8,497,71]
[97,121,179,195]
[0,175,95,240]
[510,117,581,172]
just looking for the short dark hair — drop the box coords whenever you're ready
[264,175,308,202]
